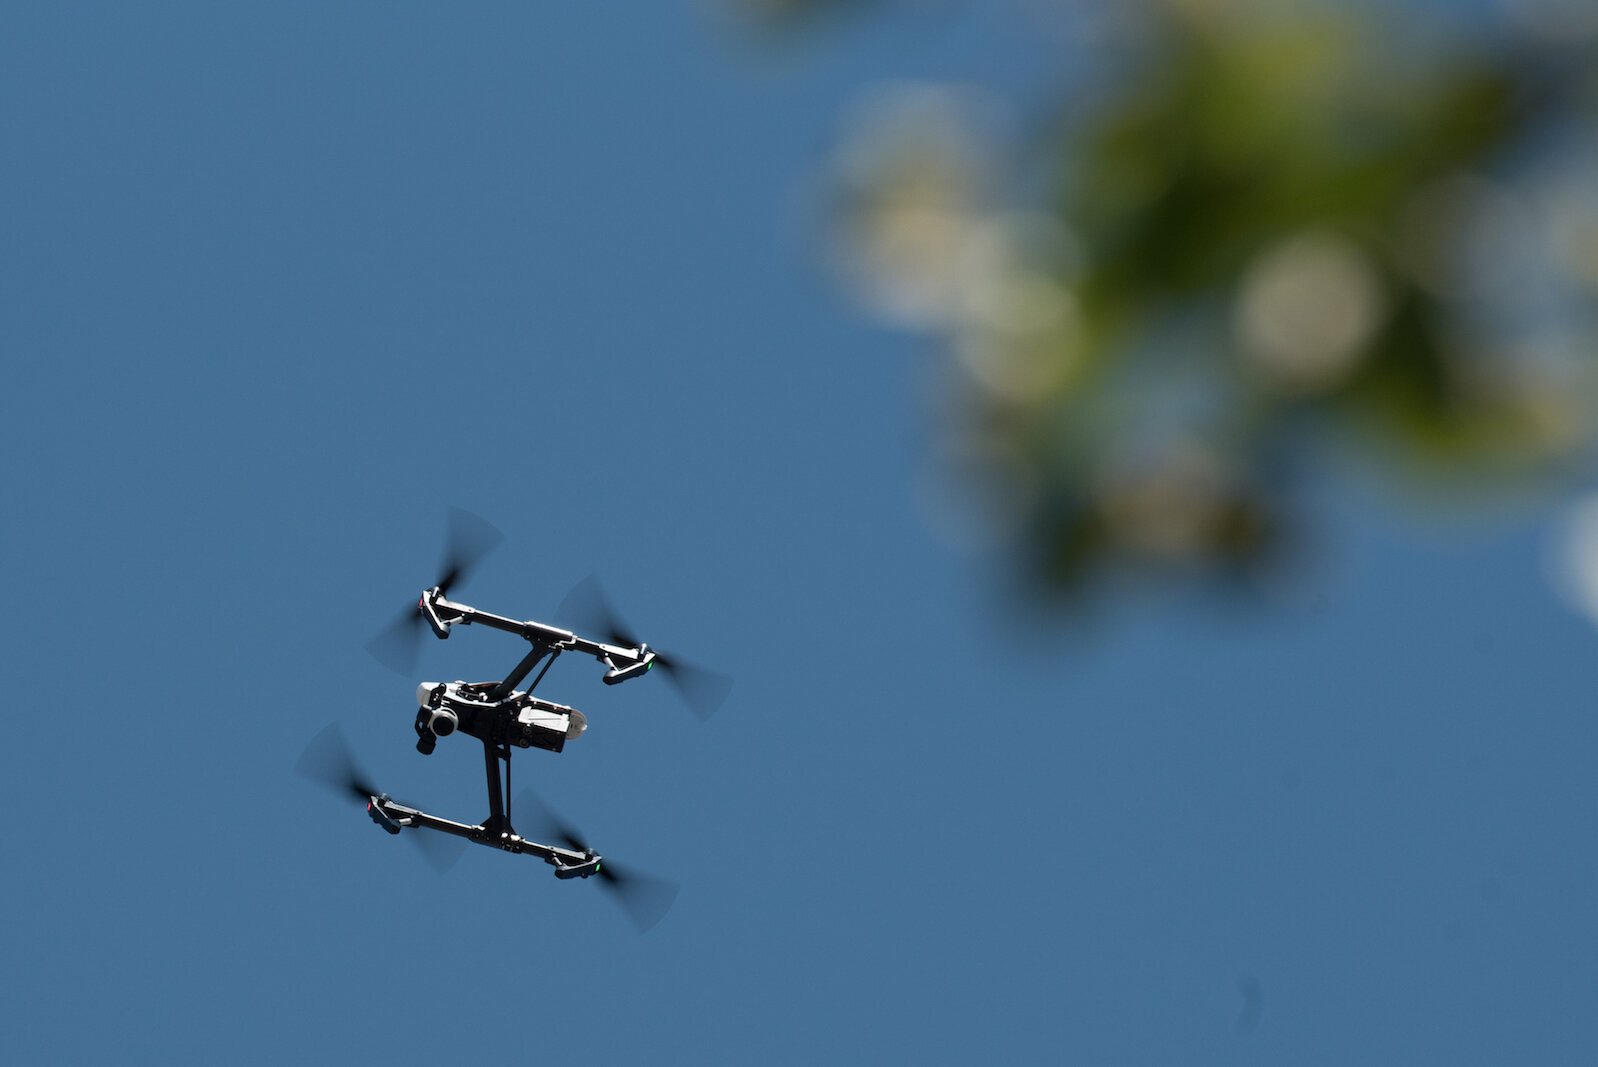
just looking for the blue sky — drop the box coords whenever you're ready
[4,3,1597,1063]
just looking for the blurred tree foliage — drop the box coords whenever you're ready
[740,0,1598,598]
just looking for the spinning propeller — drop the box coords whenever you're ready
[557,575,733,719]
[295,723,467,875]
[366,508,504,675]
[513,786,680,933]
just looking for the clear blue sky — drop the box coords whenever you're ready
[4,3,1596,1063]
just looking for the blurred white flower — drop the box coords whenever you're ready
[827,83,1003,330]
[1549,493,1598,625]
[1235,231,1386,393]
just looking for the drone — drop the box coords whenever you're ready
[298,510,728,930]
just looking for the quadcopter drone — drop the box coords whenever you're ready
[375,583,668,877]
[299,511,727,930]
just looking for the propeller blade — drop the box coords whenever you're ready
[596,860,681,934]
[295,723,380,803]
[556,576,731,718]
[556,574,638,648]
[513,786,680,933]
[652,653,733,720]
[513,786,588,852]
[296,724,462,876]
[366,508,503,675]
[408,828,468,876]
[437,507,503,597]
[365,603,426,676]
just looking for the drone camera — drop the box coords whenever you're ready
[413,703,456,755]
[413,685,456,745]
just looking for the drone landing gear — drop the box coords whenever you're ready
[358,719,608,879]
[363,796,602,879]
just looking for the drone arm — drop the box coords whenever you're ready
[430,591,579,645]
[375,798,598,873]
[375,800,479,840]
[429,590,654,676]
